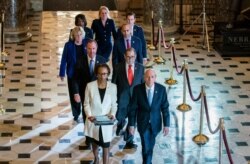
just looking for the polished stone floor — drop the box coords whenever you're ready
[0,11,250,164]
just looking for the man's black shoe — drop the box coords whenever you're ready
[73,117,80,125]
[116,120,127,136]
[123,142,138,149]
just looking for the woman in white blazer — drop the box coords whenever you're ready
[84,63,117,164]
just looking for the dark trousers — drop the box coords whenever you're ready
[79,90,86,122]
[117,118,134,144]
[139,124,156,164]
[67,77,81,119]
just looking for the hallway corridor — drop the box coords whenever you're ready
[0,11,249,164]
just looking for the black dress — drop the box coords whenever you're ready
[90,87,110,148]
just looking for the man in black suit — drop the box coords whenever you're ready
[112,24,143,67]
[128,69,170,164]
[72,39,106,146]
[72,39,106,121]
[112,48,144,149]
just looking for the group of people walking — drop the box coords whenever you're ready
[59,6,170,164]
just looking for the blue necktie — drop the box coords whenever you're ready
[89,59,94,76]
[147,88,153,106]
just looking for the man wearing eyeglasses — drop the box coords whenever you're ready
[112,24,143,68]
[112,48,144,149]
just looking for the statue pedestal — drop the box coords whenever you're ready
[3,0,32,43]
[5,30,32,43]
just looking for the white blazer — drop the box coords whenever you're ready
[84,81,117,143]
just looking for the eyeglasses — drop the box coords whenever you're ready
[98,73,108,76]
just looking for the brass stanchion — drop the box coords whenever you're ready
[0,61,5,115]
[154,19,164,64]
[177,59,192,111]
[165,38,177,85]
[192,85,209,145]
[149,11,155,50]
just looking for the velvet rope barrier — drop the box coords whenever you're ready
[150,16,159,48]
[185,69,202,101]
[153,28,160,48]
[160,27,171,49]
[203,95,234,163]
[203,95,221,134]
[172,46,184,74]
[222,129,234,164]
[151,24,172,49]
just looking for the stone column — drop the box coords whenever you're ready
[144,0,174,26]
[143,0,178,41]
[0,0,32,43]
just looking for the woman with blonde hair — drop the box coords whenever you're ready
[59,26,89,123]
[91,6,117,62]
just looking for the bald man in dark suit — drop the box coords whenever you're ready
[112,24,143,67]
[128,69,170,164]
[117,12,147,62]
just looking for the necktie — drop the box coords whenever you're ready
[147,88,153,106]
[89,59,94,76]
[126,39,130,49]
[128,65,133,85]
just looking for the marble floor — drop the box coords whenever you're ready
[0,11,250,164]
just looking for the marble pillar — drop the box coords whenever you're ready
[0,0,32,43]
[144,0,174,26]
[143,0,178,41]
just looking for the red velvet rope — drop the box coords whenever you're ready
[203,95,233,163]
[172,46,184,74]
[160,27,172,49]
[222,129,234,164]
[151,18,159,47]
[203,95,220,134]
[151,19,172,50]
[154,28,160,47]
[185,69,202,101]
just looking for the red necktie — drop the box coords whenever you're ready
[128,65,133,85]
[126,39,130,49]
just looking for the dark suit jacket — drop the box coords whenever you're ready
[91,18,117,46]
[59,39,88,78]
[112,62,144,120]
[91,18,117,60]
[112,36,143,67]
[117,25,147,58]
[72,54,106,101]
[128,83,170,135]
